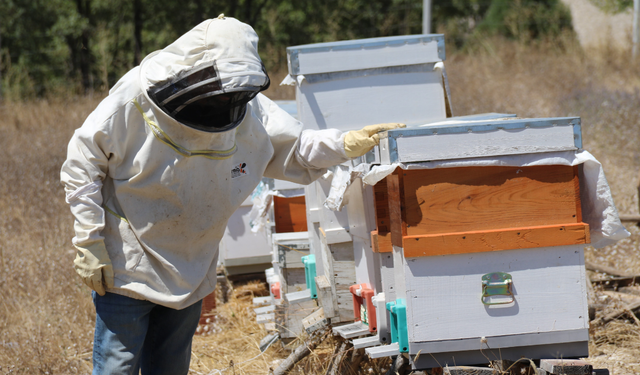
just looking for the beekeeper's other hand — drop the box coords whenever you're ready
[344,123,406,158]
[73,241,114,296]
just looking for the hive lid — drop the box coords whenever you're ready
[380,116,582,164]
[287,34,445,76]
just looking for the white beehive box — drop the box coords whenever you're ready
[286,34,449,131]
[287,34,452,327]
[364,117,594,368]
[219,194,272,276]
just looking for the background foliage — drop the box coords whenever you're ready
[0,0,578,99]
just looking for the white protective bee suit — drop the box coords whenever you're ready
[60,17,392,310]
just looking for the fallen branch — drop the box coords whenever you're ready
[585,260,632,277]
[343,348,366,375]
[592,299,640,325]
[591,276,640,290]
[327,340,349,375]
[272,328,330,375]
[384,355,408,375]
[618,214,640,223]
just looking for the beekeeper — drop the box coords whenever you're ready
[60,15,403,374]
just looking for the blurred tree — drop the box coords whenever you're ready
[0,0,576,98]
[478,0,573,42]
[0,0,71,98]
[134,0,142,65]
[588,0,634,13]
[432,0,493,48]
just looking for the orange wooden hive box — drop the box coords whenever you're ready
[273,195,308,233]
[371,164,590,257]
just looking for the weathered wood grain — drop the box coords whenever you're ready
[387,169,406,248]
[373,179,391,234]
[370,230,393,253]
[274,195,308,233]
[402,165,581,236]
[403,223,590,257]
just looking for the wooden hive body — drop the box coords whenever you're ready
[370,164,590,367]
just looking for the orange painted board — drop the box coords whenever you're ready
[402,165,582,236]
[371,230,393,253]
[403,223,590,258]
[373,180,391,233]
[273,195,308,233]
[387,170,406,248]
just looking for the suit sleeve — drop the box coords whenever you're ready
[60,116,113,246]
[257,94,350,185]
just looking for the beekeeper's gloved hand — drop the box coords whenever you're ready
[344,123,406,158]
[73,241,114,296]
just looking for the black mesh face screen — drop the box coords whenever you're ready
[172,91,255,132]
[148,61,270,133]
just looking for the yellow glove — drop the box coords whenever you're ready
[73,241,114,296]
[344,123,406,158]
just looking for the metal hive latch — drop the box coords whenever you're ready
[481,272,514,306]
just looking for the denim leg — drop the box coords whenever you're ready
[92,291,155,375]
[140,299,202,375]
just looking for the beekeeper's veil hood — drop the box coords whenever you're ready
[141,15,270,133]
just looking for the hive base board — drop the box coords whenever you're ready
[353,335,380,349]
[366,342,400,358]
[410,341,588,370]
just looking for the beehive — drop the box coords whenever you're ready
[287,34,452,327]
[365,117,592,367]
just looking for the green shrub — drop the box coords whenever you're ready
[478,0,573,42]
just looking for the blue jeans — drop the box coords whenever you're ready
[92,292,202,375]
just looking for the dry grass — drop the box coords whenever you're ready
[1,36,640,374]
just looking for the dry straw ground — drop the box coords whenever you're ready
[1,37,640,374]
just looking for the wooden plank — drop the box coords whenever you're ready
[370,177,393,253]
[387,168,406,248]
[276,299,317,340]
[274,195,308,233]
[315,276,336,318]
[370,230,393,253]
[402,165,582,237]
[282,268,307,294]
[573,165,583,222]
[373,179,391,233]
[403,223,590,257]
